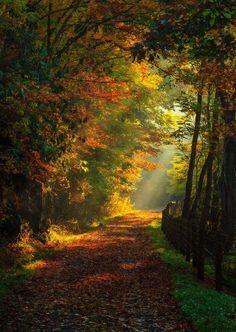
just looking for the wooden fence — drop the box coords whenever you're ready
[161,201,233,291]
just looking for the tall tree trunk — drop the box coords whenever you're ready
[220,93,236,250]
[197,91,219,280]
[182,92,203,262]
[190,154,210,219]
[197,153,213,280]
[182,92,202,218]
[209,91,221,226]
[190,154,209,267]
[191,87,212,216]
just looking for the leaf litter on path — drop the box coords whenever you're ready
[0,211,192,332]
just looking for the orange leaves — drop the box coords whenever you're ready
[9,0,164,209]
[85,138,107,150]
[58,71,128,111]
[135,159,159,171]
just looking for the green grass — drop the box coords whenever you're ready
[148,221,236,332]
[0,266,29,299]
[0,246,57,301]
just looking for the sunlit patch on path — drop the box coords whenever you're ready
[0,211,191,331]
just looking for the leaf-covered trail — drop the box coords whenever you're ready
[0,211,191,331]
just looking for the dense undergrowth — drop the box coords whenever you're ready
[148,221,236,332]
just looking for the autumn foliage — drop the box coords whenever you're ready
[0,0,163,236]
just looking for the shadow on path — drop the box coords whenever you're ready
[0,211,191,332]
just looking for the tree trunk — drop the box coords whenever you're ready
[14,175,42,235]
[182,92,203,262]
[197,152,213,280]
[197,90,220,280]
[190,154,210,218]
[182,92,202,218]
[190,154,209,267]
[220,93,236,250]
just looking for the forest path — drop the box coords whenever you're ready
[0,211,191,332]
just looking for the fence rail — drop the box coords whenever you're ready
[161,201,235,291]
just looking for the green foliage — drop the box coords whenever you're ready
[0,266,29,299]
[167,154,188,199]
[0,245,56,300]
[174,273,236,332]
[0,0,167,233]
[142,0,235,60]
[148,222,236,332]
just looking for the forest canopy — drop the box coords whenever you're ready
[0,0,235,285]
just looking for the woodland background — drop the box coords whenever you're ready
[0,0,235,290]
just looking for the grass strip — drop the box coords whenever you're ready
[148,220,236,332]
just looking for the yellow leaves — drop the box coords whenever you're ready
[167,154,188,195]
[25,260,47,271]
[105,192,133,215]
[47,225,83,244]
[162,109,183,131]
[130,62,162,90]
[121,167,141,183]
